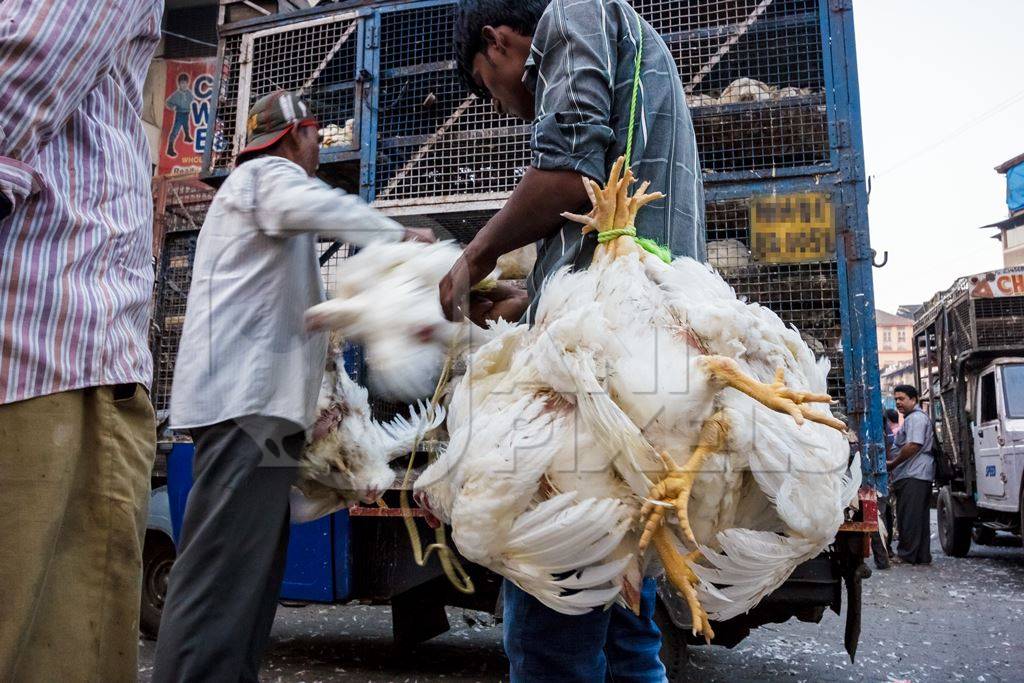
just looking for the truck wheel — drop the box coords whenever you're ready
[937,487,972,557]
[654,601,689,681]
[140,532,176,639]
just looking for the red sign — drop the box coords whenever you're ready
[158,59,217,177]
[969,267,1024,299]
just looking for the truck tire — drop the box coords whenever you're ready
[937,487,972,557]
[654,601,689,681]
[140,532,176,639]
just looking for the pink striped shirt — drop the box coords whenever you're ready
[0,1,162,404]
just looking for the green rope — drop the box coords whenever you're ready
[601,17,672,267]
[624,13,644,167]
[598,227,637,244]
[598,226,673,264]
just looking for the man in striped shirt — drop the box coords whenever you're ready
[437,0,706,680]
[0,2,162,679]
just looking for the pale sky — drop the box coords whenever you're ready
[853,0,1023,314]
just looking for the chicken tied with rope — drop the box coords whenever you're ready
[299,158,860,649]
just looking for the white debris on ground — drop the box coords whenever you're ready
[138,513,1023,682]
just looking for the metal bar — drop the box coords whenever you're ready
[234,34,255,161]
[374,192,509,214]
[299,21,359,95]
[247,9,360,40]
[686,0,774,93]
[376,93,477,200]
[241,0,272,16]
[318,241,344,265]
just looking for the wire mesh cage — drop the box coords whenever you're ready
[631,0,829,175]
[152,231,200,419]
[209,34,244,173]
[211,13,364,173]
[373,3,531,207]
[704,193,844,404]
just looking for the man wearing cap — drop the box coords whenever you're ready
[152,91,432,682]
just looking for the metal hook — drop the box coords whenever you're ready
[871,249,888,268]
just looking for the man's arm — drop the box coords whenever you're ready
[439,167,590,322]
[439,0,616,321]
[0,0,151,212]
[254,159,412,246]
[887,442,921,470]
[887,413,928,469]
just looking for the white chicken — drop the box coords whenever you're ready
[413,158,858,640]
[305,241,468,403]
[301,160,858,639]
[290,339,445,523]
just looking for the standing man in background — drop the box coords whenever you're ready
[0,1,163,680]
[153,91,433,682]
[888,385,935,565]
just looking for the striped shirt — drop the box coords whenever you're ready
[0,1,162,405]
[523,0,706,323]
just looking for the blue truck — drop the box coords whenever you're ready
[144,0,884,674]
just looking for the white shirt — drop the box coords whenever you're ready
[170,155,404,430]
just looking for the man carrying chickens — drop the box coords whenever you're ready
[438,0,705,679]
[152,91,433,681]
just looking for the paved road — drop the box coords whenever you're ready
[139,514,1023,682]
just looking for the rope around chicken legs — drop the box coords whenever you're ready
[563,156,848,643]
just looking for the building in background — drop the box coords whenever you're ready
[875,309,914,371]
[980,152,1024,267]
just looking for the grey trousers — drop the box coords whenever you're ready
[152,416,303,683]
[892,478,933,565]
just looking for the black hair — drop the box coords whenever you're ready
[455,0,551,95]
[893,384,918,400]
[177,73,190,84]
[884,408,899,425]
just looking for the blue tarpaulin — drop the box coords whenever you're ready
[1007,161,1024,213]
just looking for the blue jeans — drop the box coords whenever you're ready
[503,577,667,683]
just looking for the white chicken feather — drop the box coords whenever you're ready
[306,159,860,639]
[291,342,445,523]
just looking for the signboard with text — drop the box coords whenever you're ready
[158,59,219,177]
[749,193,836,265]
[969,267,1024,299]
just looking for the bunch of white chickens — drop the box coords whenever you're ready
[299,158,859,640]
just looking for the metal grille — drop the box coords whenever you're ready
[152,231,199,417]
[210,34,244,173]
[629,0,828,174]
[705,197,844,404]
[154,177,217,235]
[373,4,531,205]
[396,210,495,244]
[973,295,1024,349]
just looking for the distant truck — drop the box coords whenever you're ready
[913,267,1024,555]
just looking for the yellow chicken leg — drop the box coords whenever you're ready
[652,529,714,642]
[561,155,664,262]
[640,415,729,548]
[701,356,846,432]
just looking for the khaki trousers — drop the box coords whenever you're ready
[0,385,155,682]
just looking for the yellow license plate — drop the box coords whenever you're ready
[749,193,836,264]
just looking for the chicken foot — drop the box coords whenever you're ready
[640,415,729,548]
[561,155,664,261]
[702,356,846,432]
[652,528,714,642]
